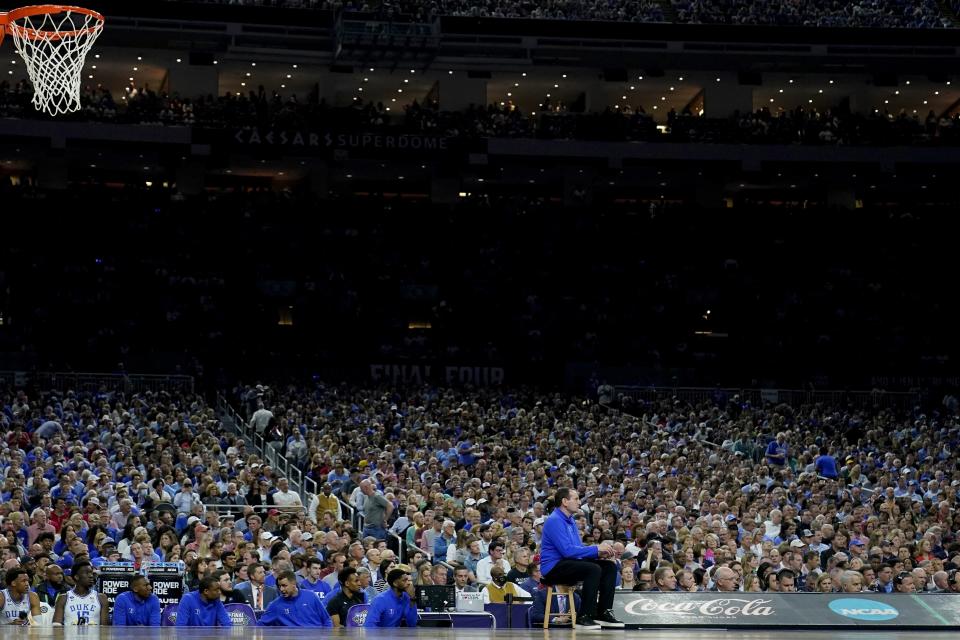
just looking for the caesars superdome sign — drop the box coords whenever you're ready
[230,129,452,155]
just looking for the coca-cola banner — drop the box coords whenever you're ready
[613,593,960,628]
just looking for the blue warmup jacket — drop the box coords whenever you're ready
[175,591,232,627]
[112,591,161,626]
[259,589,333,627]
[540,508,598,576]
[363,589,418,628]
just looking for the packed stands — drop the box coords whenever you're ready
[164,0,952,27]
[670,0,948,28]
[2,375,956,606]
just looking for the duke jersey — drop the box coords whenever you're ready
[64,589,101,625]
[1,589,30,623]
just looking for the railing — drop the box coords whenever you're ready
[0,370,194,394]
[338,497,357,530]
[614,385,922,411]
[388,530,405,564]
[216,393,317,507]
[204,504,306,518]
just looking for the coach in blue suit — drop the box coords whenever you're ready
[540,488,623,628]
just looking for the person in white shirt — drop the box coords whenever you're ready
[249,403,274,434]
[475,542,511,586]
[270,478,302,508]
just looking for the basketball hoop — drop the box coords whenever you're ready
[0,5,104,116]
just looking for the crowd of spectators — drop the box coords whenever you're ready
[166,0,953,28]
[217,381,960,597]
[1,378,959,626]
[3,80,960,148]
[163,0,667,23]
[671,0,949,28]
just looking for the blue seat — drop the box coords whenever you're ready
[345,604,370,627]
[224,603,258,626]
[160,604,178,626]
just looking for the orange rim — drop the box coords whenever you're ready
[1,5,103,41]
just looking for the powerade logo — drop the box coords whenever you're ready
[828,598,899,621]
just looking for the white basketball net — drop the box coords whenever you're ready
[6,8,103,116]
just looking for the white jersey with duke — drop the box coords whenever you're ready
[64,589,101,625]
[1,588,30,623]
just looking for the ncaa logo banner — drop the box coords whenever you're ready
[828,599,898,621]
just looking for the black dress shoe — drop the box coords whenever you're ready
[574,616,602,630]
[595,610,625,628]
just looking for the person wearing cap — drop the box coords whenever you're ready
[260,570,332,627]
[540,488,623,629]
[363,568,418,628]
[257,530,277,563]
[849,539,866,560]
[91,539,120,569]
